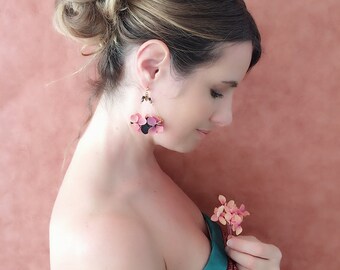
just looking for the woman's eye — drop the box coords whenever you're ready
[210,89,224,99]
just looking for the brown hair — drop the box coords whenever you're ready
[54,0,262,157]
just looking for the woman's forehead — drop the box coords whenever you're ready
[190,42,253,83]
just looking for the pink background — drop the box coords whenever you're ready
[1,1,339,269]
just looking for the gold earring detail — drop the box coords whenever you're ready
[141,89,152,103]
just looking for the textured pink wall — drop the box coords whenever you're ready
[1,1,339,270]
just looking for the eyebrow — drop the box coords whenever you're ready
[222,80,238,87]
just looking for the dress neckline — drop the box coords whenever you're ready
[201,212,229,270]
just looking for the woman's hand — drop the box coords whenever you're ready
[225,235,282,270]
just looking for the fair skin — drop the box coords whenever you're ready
[49,40,281,270]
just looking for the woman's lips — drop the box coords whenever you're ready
[197,129,211,136]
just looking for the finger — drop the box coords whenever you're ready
[234,235,258,242]
[226,247,269,270]
[226,237,281,260]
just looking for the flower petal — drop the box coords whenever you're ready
[131,123,140,131]
[218,195,227,204]
[243,211,250,216]
[211,214,219,222]
[236,226,243,235]
[217,205,224,216]
[232,223,238,231]
[219,216,227,225]
[138,117,147,125]
[148,126,156,134]
[155,125,164,133]
[227,200,236,209]
[233,215,243,224]
[147,117,157,126]
[225,212,233,222]
[130,113,140,122]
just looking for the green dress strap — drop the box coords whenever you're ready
[202,212,228,270]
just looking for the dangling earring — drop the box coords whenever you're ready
[130,88,164,134]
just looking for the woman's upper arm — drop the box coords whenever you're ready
[51,216,165,270]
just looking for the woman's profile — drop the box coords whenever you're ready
[49,0,282,269]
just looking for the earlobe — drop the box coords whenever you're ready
[136,40,170,89]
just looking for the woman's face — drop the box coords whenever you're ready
[152,42,253,153]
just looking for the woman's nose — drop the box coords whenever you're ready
[210,96,234,127]
[211,109,233,127]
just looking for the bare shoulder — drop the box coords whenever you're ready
[50,213,166,270]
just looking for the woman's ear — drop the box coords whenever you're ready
[136,39,170,89]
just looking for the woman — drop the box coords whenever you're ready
[49,0,282,269]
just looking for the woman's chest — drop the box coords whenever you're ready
[129,179,213,270]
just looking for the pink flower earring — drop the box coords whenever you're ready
[130,88,164,135]
[130,113,164,134]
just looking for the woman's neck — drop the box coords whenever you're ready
[74,92,162,182]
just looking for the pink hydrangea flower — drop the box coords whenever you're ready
[211,195,250,236]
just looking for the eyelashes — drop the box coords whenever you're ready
[210,89,224,99]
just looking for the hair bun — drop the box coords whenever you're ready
[53,0,124,46]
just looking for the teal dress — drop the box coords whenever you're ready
[202,212,228,270]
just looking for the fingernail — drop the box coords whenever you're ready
[227,239,233,247]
